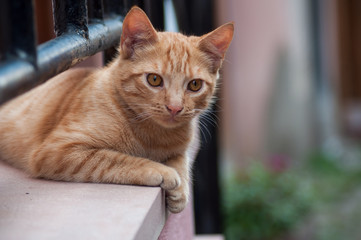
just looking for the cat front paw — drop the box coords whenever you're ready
[144,166,181,190]
[159,167,181,190]
[166,185,188,213]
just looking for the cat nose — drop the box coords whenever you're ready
[166,105,184,116]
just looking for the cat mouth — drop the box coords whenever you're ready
[164,115,180,123]
[155,115,183,127]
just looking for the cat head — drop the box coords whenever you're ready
[113,7,233,128]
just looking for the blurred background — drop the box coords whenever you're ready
[215,0,361,239]
[32,0,361,239]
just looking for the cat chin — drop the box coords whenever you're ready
[153,116,188,129]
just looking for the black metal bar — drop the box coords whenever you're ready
[143,0,164,31]
[0,0,11,62]
[173,0,214,36]
[0,17,123,105]
[11,0,37,65]
[52,0,89,38]
[103,0,124,17]
[0,0,37,65]
[124,0,144,10]
[172,0,190,34]
[88,0,104,23]
[193,110,222,234]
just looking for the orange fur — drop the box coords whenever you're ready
[0,7,233,213]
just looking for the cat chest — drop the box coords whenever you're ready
[134,143,185,163]
[116,136,186,163]
[112,122,191,162]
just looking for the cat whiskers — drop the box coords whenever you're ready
[130,112,153,123]
[191,108,220,142]
[200,110,220,128]
[123,103,154,123]
[197,119,212,142]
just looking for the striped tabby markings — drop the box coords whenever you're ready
[71,149,99,175]
[97,159,117,182]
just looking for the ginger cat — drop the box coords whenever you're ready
[0,7,233,213]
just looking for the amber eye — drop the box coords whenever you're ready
[147,73,163,87]
[187,79,203,92]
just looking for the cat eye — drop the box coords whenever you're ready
[147,73,163,87]
[187,79,203,92]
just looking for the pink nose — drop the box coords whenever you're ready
[166,105,183,116]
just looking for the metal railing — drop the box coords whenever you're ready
[0,0,164,105]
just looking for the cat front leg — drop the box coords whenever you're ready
[163,155,190,213]
[29,144,181,191]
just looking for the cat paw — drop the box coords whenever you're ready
[166,186,188,213]
[143,166,180,190]
[159,167,181,190]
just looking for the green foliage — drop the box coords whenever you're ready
[222,150,361,240]
[222,163,313,240]
[303,151,361,240]
[307,151,361,201]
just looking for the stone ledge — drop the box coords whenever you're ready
[194,235,224,240]
[0,161,166,240]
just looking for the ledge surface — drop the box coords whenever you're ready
[0,161,166,240]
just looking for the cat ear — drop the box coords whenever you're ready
[120,7,158,59]
[198,22,234,72]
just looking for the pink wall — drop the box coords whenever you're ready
[216,0,289,164]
